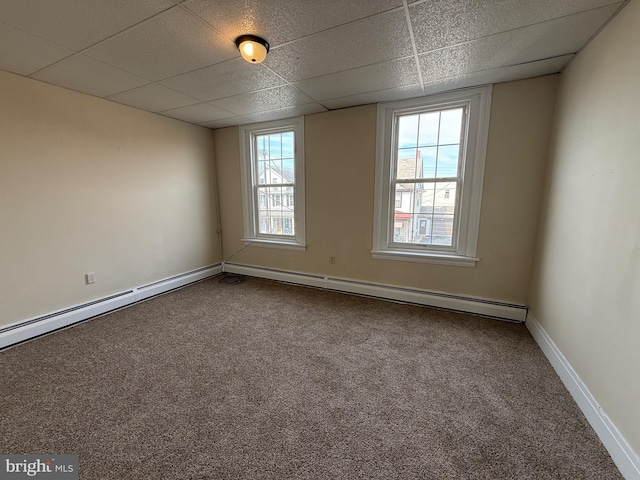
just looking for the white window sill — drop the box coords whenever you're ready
[371,249,478,267]
[242,238,307,251]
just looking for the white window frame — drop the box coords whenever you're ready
[239,116,306,250]
[372,86,492,267]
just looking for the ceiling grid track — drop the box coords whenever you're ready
[402,0,426,95]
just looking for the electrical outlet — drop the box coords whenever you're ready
[329,257,335,264]
[86,272,96,284]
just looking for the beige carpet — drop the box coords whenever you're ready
[0,275,621,479]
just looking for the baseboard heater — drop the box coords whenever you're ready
[223,263,527,322]
[0,263,222,350]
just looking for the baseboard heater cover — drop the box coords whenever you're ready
[0,263,222,350]
[223,263,527,322]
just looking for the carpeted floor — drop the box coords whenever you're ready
[0,276,622,479]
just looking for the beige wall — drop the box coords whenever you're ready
[215,75,558,304]
[0,71,221,327]
[529,0,640,453]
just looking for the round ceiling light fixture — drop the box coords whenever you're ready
[235,35,270,64]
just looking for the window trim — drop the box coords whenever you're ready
[239,116,306,250]
[371,86,492,267]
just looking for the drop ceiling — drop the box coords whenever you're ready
[0,0,626,129]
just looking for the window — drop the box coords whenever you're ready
[372,86,491,266]
[239,116,305,250]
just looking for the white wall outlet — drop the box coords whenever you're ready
[86,272,96,284]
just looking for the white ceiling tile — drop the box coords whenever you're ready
[409,0,623,52]
[85,7,238,81]
[320,85,424,110]
[502,4,621,64]
[107,84,199,112]
[418,5,619,83]
[410,1,509,51]
[0,0,174,51]
[0,24,74,76]
[422,55,574,96]
[202,116,255,130]
[203,104,328,129]
[0,0,623,127]
[210,85,316,116]
[489,55,574,82]
[160,103,235,123]
[418,37,512,84]
[246,103,328,123]
[264,9,413,81]
[183,0,402,46]
[32,55,149,97]
[295,57,419,101]
[497,0,624,29]
[160,58,286,101]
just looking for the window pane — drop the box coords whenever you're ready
[418,184,436,245]
[256,131,296,185]
[393,212,414,243]
[256,135,268,160]
[281,131,294,160]
[421,147,437,178]
[436,145,460,178]
[417,111,440,147]
[257,186,272,234]
[282,186,294,210]
[396,148,418,179]
[439,108,463,145]
[260,211,293,236]
[419,184,435,215]
[269,133,282,159]
[269,160,282,183]
[258,208,270,234]
[393,183,425,244]
[392,181,458,246]
[434,181,457,215]
[398,114,419,148]
[282,159,294,179]
[431,214,454,246]
[257,185,295,236]
[397,108,464,182]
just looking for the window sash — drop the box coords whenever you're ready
[254,184,296,238]
[389,179,461,250]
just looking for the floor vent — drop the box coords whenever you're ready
[219,274,246,285]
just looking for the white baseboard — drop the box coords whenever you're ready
[0,264,222,350]
[133,264,222,301]
[223,263,527,322]
[526,314,640,480]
